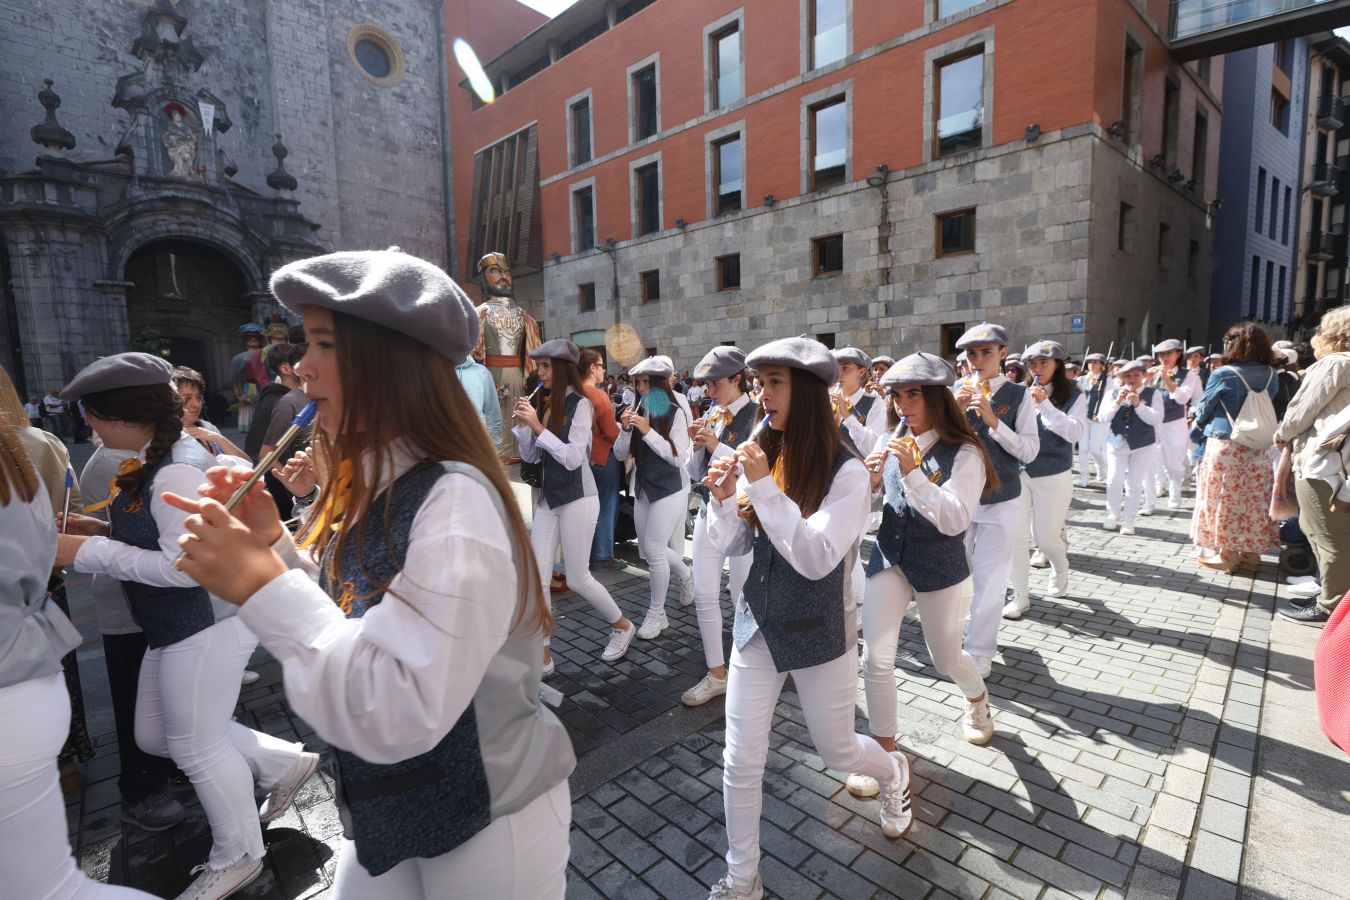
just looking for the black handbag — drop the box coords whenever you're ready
[519,458,543,488]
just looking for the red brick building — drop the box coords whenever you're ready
[445,0,1221,366]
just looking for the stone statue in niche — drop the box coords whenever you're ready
[162,102,199,177]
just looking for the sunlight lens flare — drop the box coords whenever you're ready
[453,38,495,104]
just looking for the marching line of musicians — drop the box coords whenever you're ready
[2,246,1209,900]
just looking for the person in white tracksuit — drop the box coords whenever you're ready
[1147,339,1202,509]
[1076,353,1110,486]
[1098,360,1165,535]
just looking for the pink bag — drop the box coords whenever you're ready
[1315,594,1350,755]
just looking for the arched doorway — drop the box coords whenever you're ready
[124,239,253,426]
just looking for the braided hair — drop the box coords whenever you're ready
[82,384,184,501]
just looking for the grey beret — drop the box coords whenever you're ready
[1152,339,1183,354]
[954,322,1010,348]
[693,346,747,381]
[1275,347,1299,365]
[746,336,838,385]
[1186,346,1206,356]
[1022,340,1067,361]
[270,248,478,362]
[1084,353,1107,363]
[831,347,872,370]
[956,351,968,363]
[1135,355,1155,363]
[880,351,957,388]
[630,355,675,379]
[1118,360,1147,375]
[1209,353,1223,360]
[530,338,581,365]
[872,355,895,368]
[62,352,173,401]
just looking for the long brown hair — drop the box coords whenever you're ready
[0,365,28,423]
[885,385,1000,496]
[545,358,587,438]
[1024,358,1073,407]
[299,311,550,636]
[644,375,679,453]
[1221,321,1277,367]
[82,384,183,501]
[0,414,38,506]
[739,367,840,527]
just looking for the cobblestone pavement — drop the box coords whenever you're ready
[62,481,1346,899]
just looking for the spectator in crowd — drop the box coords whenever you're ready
[1190,323,1281,574]
[173,368,248,460]
[243,344,303,463]
[581,349,624,571]
[1274,307,1350,625]
[43,388,67,440]
[456,354,504,447]
[253,343,310,509]
[25,396,42,429]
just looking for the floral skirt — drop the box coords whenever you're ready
[1190,438,1280,554]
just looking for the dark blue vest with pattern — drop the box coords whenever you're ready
[1161,368,1187,422]
[1084,374,1108,419]
[1110,386,1157,450]
[318,462,493,877]
[541,391,586,509]
[851,393,877,427]
[865,439,969,592]
[694,400,760,481]
[735,449,853,673]
[1026,385,1082,478]
[110,441,215,649]
[633,422,683,502]
[969,380,1025,505]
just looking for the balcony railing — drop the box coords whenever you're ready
[1309,229,1341,261]
[1318,95,1346,131]
[1310,162,1341,198]
[1172,0,1342,41]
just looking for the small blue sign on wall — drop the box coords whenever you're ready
[1070,315,1085,332]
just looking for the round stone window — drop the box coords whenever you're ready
[347,25,405,86]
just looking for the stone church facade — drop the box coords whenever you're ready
[0,0,451,404]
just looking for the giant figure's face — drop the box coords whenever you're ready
[483,263,514,299]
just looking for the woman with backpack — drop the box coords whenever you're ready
[1190,322,1281,574]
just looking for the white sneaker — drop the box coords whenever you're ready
[541,656,555,678]
[963,693,994,745]
[174,857,264,900]
[972,655,992,679]
[845,772,879,798]
[259,751,320,823]
[1002,593,1030,620]
[708,873,764,900]
[681,672,728,706]
[1030,551,1049,569]
[637,610,668,640]
[1287,575,1318,585]
[879,752,913,838]
[240,670,260,687]
[601,622,637,662]
[1289,582,1322,598]
[1043,572,1070,597]
[1102,517,1120,531]
[1138,507,1153,517]
[679,573,694,607]
[1120,523,1136,535]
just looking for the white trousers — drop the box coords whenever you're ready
[331,780,571,899]
[1106,442,1159,524]
[137,616,304,870]
[0,674,156,900]
[862,569,984,739]
[1078,420,1107,484]
[1156,420,1190,503]
[722,634,898,887]
[962,497,1020,661]
[691,513,751,670]
[1010,471,1074,599]
[531,496,622,625]
[635,491,690,617]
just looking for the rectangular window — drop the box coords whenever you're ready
[1157,222,1170,267]
[573,187,595,252]
[1250,255,1261,318]
[1197,56,1211,87]
[938,0,983,16]
[1333,202,1346,232]
[634,163,660,236]
[936,208,976,257]
[716,253,741,291]
[941,322,965,358]
[816,332,836,349]
[632,64,658,140]
[1188,239,1200,279]
[1270,177,1280,238]
[1122,38,1143,147]
[713,134,743,215]
[1275,39,1292,76]
[1163,78,1180,168]
[1264,260,1275,320]
[640,269,661,303]
[809,97,847,191]
[1118,202,1134,252]
[1255,168,1266,229]
[570,98,591,166]
[810,0,847,69]
[1271,88,1289,134]
[1192,110,1208,191]
[813,234,844,275]
[1283,186,1292,245]
[711,24,742,108]
[578,282,596,312]
[935,49,984,158]
[1278,266,1287,323]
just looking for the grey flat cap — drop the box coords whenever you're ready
[1152,339,1183,354]
[530,338,581,365]
[62,352,173,401]
[1023,340,1067,361]
[872,355,895,368]
[1275,347,1299,365]
[1118,360,1147,375]
[630,355,675,379]
[694,346,746,381]
[1273,340,1295,350]
[956,351,968,363]
[831,347,872,370]
[955,323,1010,348]
[1186,346,1206,356]
[270,248,478,362]
[746,336,838,385]
[1209,353,1223,360]
[1084,352,1107,363]
[880,351,957,388]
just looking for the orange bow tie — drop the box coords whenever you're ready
[84,457,142,513]
[298,459,352,550]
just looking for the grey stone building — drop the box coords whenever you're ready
[0,0,452,403]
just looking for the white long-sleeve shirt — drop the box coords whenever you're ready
[972,374,1041,464]
[511,388,593,470]
[1097,385,1165,429]
[1036,391,1087,446]
[842,388,888,456]
[240,444,517,765]
[705,456,872,581]
[870,430,986,536]
[613,403,690,467]
[1162,367,1202,411]
[685,394,753,481]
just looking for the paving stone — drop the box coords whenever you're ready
[640,859,708,900]
[1189,831,1243,883]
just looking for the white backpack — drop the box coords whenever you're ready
[1220,367,1278,451]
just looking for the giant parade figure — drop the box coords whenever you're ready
[473,252,541,463]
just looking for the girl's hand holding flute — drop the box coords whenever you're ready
[702,441,770,502]
[274,448,317,497]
